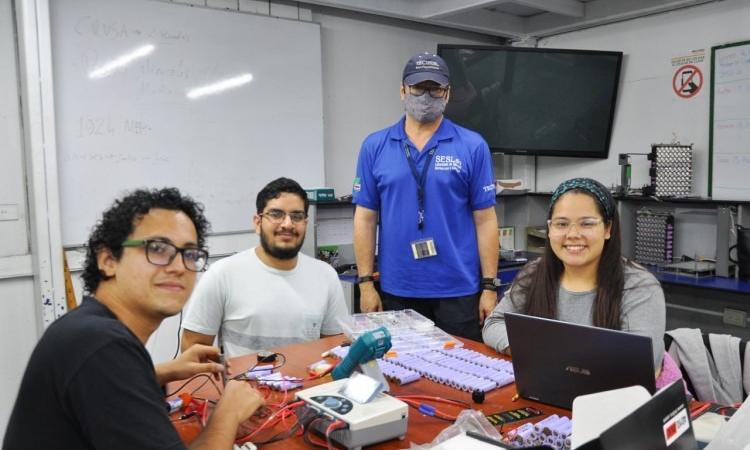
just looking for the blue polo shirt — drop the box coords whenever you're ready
[352,116,496,298]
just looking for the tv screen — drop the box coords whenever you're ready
[437,45,623,158]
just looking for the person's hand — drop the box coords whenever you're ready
[359,285,382,312]
[215,380,265,426]
[478,290,498,325]
[155,344,224,385]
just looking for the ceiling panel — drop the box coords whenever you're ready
[300,0,720,40]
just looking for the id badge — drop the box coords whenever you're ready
[411,238,437,260]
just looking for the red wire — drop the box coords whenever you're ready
[689,402,712,419]
[325,420,346,450]
[305,418,331,448]
[399,398,458,421]
[395,394,470,407]
[235,400,306,445]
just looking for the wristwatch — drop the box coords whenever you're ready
[357,275,376,284]
[480,277,500,292]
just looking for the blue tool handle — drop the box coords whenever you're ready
[331,326,391,380]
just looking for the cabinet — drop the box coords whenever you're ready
[493,192,750,337]
[308,200,356,268]
[308,200,357,313]
[616,196,750,275]
[495,192,750,273]
[525,226,547,254]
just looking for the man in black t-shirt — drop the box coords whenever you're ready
[3,188,264,450]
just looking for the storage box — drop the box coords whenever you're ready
[305,187,335,202]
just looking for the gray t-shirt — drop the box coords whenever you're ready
[482,261,666,369]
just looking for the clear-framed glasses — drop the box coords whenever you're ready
[407,84,449,99]
[260,209,307,224]
[547,217,605,236]
[121,239,209,272]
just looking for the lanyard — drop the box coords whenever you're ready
[403,142,437,230]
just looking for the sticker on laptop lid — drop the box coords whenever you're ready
[663,405,690,446]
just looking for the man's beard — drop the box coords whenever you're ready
[260,227,305,260]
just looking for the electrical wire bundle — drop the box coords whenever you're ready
[166,352,349,448]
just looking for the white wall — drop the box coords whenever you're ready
[0,0,39,435]
[0,276,38,438]
[522,0,750,195]
[0,0,28,259]
[312,6,501,195]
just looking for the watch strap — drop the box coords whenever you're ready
[357,275,375,284]
[480,277,499,292]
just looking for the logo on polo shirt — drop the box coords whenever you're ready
[352,176,361,192]
[434,155,462,172]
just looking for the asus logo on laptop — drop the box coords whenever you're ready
[565,365,591,376]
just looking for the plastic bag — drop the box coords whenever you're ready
[407,409,503,449]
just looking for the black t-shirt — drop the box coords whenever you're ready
[3,296,186,450]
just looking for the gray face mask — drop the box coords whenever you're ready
[403,92,446,123]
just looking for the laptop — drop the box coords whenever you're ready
[505,312,656,409]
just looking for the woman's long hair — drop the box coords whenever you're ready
[511,189,624,329]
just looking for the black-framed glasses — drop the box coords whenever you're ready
[121,239,209,272]
[260,209,307,224]
[407,84,449,99]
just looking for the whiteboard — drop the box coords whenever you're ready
[50,0,325,245]
[710,40,750,200]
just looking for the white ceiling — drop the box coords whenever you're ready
[299,0,721,41]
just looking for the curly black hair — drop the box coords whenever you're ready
[256,177,309,214]
[81,187,210,294]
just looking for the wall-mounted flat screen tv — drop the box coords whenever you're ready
[437,45,623,158]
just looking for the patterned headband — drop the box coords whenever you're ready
[549,178,615,220]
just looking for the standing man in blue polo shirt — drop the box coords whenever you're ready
[352,52,499,341]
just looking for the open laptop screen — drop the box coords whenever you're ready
[505,312,656,409]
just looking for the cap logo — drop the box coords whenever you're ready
[416,60,440,70]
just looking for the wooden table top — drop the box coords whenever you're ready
[174,335,569,449]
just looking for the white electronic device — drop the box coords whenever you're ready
[295,378,408,450]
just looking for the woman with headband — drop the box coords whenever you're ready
[483,178,667,375]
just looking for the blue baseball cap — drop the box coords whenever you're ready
[402,52,450,86]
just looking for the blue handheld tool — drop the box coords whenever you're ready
[331,326,391,381]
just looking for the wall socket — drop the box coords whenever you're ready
[723,308,747,328]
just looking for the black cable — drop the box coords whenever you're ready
[165,373,221,398]
[172,311,183,359]
[272,353,287,370]
[232,352,285,382]
[190,374,222,397]
[232,362,258,381]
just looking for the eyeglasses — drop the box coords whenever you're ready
[547,218,605,236]
[407,84,449,99]
[121,239,209,272]
[260,209,307,224]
